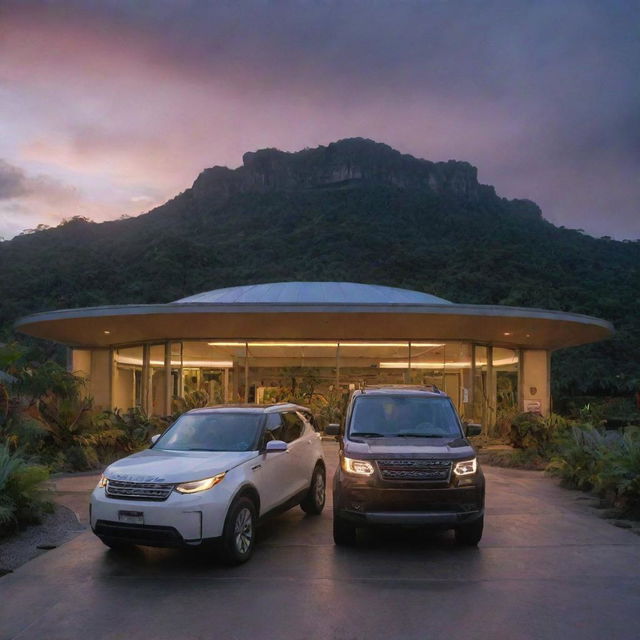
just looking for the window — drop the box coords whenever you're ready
[264,412,284,443]
[281,412,304,443]
[299,410,319,432]
[349,396,462,438]
[155,412,262,452]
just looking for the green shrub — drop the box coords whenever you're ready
[509,411,571,454]
[0,444,53,535]
[547,425,640,514]
[509,412,548,452]
[63,444,100,471]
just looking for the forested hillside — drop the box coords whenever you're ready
[1,139,638,397]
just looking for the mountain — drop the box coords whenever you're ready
[0,138,638,397]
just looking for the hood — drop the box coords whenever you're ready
[344,437,475,460]
[104,448,258,484]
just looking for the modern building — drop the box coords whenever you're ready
[15,281,614,427]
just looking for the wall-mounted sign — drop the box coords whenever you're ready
[525,399,542,413]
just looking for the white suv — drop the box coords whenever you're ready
[90,404,326,564]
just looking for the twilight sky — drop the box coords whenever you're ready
[1,0,638,240]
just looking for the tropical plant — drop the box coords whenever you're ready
[547,425,640,513]
[0,444,52,535]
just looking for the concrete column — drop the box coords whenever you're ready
[164,341,172,416]
[109,347,116,410]
[520,349,551,416]
[141,344,151,414]
[244,342,249,403]
[486,345,497,432]
[90,349,112,411]
[470,344,476,409]
[178,342,184,397]
[517,348,525,411]
[232,359,240,402]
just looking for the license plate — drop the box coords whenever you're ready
[118,510,143,525]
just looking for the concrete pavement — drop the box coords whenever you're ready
[1,441,640,640]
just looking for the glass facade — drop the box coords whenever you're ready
[107,339,519,430]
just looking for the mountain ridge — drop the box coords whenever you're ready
[0,138,637,396]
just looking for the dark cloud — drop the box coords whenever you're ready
[0,160,29,199]
[1,0,638,239]
[0,159,77,203]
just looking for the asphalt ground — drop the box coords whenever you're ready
[1,441,640,640]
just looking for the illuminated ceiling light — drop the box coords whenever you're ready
[207,341,446,348]
[103,330,111,335]
[503,332,512,336]
[379,357,518,369]
[115,355,233,367]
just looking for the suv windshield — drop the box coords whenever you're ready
[154,413,262,452]
[349,395,461,438]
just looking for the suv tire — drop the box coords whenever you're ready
[333,514,357,546]
[454,516,483,546]
[300,464,326,515]
[220,496,257,565]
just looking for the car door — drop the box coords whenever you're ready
[296,411,322,481]
[280,411,311,494]
[254,412,299,514]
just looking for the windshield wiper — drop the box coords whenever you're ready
[350,432,387,438]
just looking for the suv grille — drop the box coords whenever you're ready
[377,459,452,482]
[105,479,173,501]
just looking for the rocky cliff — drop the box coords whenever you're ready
[191,138,494,204]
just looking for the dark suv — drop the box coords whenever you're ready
[326,386,484,546]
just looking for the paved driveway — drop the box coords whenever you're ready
[2,441,640,640]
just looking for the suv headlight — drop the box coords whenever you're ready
[341,456,375,476]
[97,474,108,488]
[175,473,226,494]
[453,458,477,476]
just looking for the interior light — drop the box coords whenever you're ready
[103,330,111,335]
[114,355,233,367]
[206,341,446,348]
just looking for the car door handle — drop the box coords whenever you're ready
[251,464,261,471]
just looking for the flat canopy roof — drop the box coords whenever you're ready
[15,282,614,351]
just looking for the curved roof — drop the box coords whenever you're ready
[174,282,452,305]
[14,281,614,350]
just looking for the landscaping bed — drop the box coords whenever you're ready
[0,503,84,575]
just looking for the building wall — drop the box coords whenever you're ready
[113,366,135,411]
[520,349,551,416]
[70,348,112,410]
[70,349,92,378]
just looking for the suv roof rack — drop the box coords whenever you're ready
[363,384,444,394]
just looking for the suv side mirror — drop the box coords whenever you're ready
[150,434,161,445]
[325,423,340,436]
[464,422,482,437]
[265,440,288,452]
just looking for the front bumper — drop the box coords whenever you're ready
[333,468,485,528]
[90,486,230,545]
[338,508,483,526]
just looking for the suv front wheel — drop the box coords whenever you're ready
[220,496,257,565]
[300,464,326,515]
